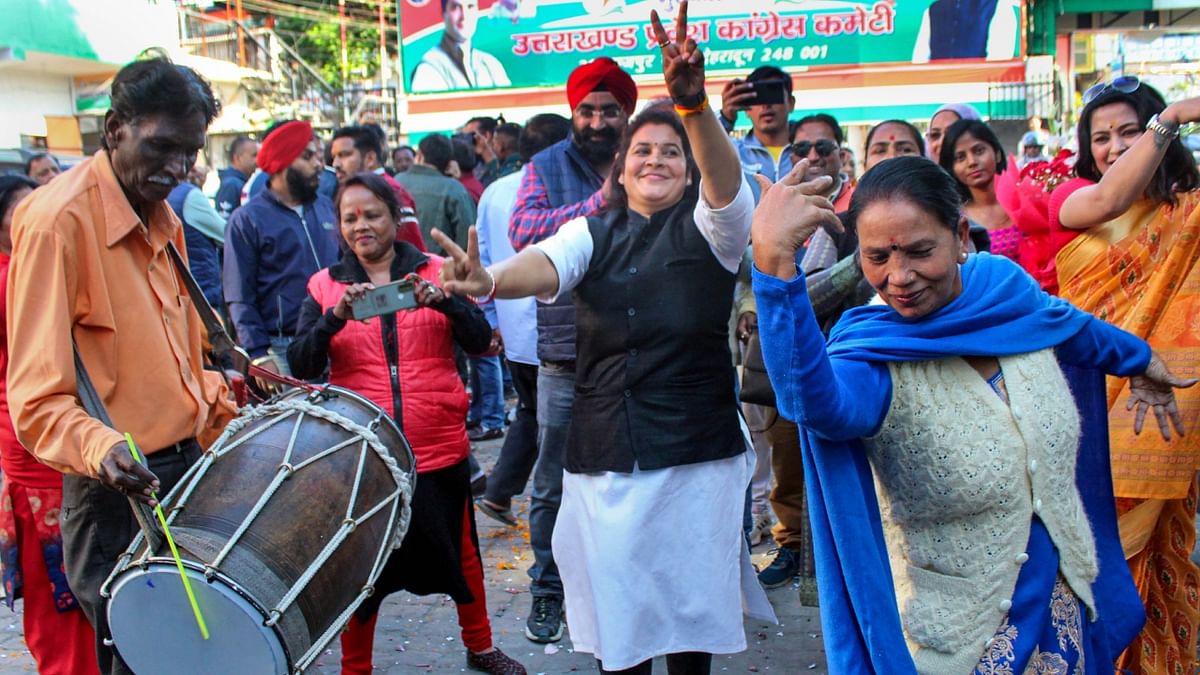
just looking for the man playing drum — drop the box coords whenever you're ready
[6,57,238,674]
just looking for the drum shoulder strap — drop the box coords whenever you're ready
[72,341,165,551]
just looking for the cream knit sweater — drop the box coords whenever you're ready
[863,348,1098,674]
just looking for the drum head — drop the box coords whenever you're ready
[107,563,289,675]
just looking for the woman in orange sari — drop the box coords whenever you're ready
[1055,80,1200,674]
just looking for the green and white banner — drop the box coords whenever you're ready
[398,0,1023,94]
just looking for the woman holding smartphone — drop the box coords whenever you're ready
[287,172,526,675]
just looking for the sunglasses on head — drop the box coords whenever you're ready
[1082,75,1140,106]
[793,139,839,158]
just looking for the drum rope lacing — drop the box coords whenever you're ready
[218,397,415,550]
[222,397,417,672]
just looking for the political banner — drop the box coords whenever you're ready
[398,0,1023,94]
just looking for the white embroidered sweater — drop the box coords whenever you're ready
[863,348,1098,674]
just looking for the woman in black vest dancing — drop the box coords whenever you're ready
[431,4,784,672]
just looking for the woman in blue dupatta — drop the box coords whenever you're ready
[750,156,1197,674]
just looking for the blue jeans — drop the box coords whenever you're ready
[529,363,574,598]
[268,334,295,377]
[468,355,505,430]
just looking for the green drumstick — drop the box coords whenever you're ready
[125,432,210,640]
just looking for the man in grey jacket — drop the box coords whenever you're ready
[395,134,476,255]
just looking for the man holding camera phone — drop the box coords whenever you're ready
[719,65,796,184]
[721,67,796,564]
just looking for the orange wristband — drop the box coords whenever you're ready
[674,94,710,117]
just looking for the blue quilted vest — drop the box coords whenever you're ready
[528,137,604,363]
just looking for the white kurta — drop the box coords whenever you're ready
[553,440,775,669]
[534,178,775,669]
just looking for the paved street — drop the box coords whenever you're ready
[0,433,827,674]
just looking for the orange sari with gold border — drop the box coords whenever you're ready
[1057,192,1200,674]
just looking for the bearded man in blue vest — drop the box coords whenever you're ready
[507,56,635,645]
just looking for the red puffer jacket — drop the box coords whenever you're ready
[294,245,490,473]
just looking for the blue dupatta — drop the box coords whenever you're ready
[755,254,1146,673]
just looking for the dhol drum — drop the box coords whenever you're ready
[101,386,416,674]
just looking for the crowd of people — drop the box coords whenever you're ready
[0,3,1196,674]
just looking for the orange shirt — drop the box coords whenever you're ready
[7,151,237,477]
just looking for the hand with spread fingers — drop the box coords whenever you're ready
[751,159,844,279]
[1127,353,1198,441]
[650,1,704,99]
[431,226,494,298]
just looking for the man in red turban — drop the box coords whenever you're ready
[224,119,340,385]
[566,56,638,117]
[502,56,636,646]
[256,119,313,174]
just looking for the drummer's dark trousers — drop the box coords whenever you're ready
[60,440,201,675]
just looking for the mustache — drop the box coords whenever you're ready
[576,125,620,146]
[574,126,621,164]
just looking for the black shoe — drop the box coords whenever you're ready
[468,426,504,442]
[525,595,565,643]
[758,547,801,589]
[467,419,482,430]
[467,647,527,674]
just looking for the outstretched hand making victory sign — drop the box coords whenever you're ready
[431,226,494,299]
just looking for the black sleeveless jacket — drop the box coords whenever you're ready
[566,199,743,474]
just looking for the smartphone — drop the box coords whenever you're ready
[351,279,418,320]
[748,79,789,106]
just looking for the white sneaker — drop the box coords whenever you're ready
[748,511,773,547]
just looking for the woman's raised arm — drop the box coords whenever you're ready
[749,169,888,440]
[1059,96,1200,229]
[650,3,741,209]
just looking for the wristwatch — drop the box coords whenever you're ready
[672,91,706,108]
[1147,113,1180,140]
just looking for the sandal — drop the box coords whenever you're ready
[475,498,518,527]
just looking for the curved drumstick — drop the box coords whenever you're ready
[125,433,210,641]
